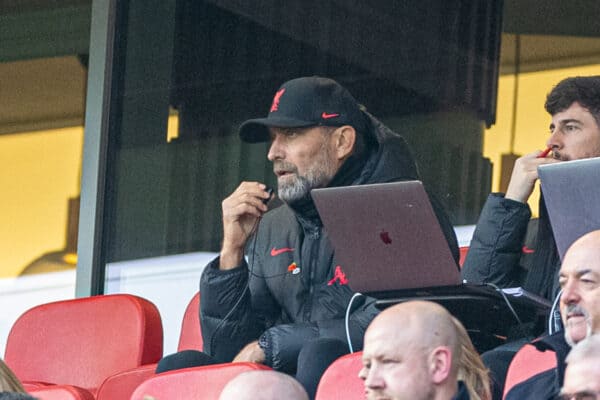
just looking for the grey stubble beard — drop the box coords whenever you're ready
[277,141,337,204]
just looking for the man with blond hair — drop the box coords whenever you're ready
[359,300,474,400]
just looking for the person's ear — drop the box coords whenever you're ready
[429,346,452,384]
[332,125,356,160]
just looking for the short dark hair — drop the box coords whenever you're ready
[545,76,600,126]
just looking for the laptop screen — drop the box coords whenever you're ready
[538,156,600,260]
[311,181,460,294]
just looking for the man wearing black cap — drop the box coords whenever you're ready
[160,76,458,398]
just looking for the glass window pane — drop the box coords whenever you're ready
[101,0,503,353]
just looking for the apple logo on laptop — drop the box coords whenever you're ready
[380,229,392,244]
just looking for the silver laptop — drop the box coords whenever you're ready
[311,181,460,294]
[538,156,600,260]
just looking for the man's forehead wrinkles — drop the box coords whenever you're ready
[561,265,600,278]
[575,267,597,276]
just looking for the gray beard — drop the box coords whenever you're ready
[278,170,330,204]
[278,175,312,203]
[275,133,338,204]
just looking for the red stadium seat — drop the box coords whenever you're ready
[177,291,203,351]
[459,246,469,267]
[503,343,557,398]
[315,352,364,400]
[130,362,271,400]
[96,364,156,400]
[29,384,96,400]
[22,382,53,391]
[97,291,202,400]
[5,294,163,395]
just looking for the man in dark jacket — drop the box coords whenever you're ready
[505,229,600,399]
[359,300,477,400]
[461,76,600,399]
[462,75,600,301]
[198,76,459,397]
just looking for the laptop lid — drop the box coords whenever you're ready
[538,156,600,260]
[311,180,460,294]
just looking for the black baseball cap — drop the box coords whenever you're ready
[239,76,368,143]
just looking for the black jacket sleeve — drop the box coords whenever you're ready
[257,295,379,373]
[461,193,531,287]
[200,256,265,362]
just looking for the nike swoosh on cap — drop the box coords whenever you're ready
[321,112,339,119]
[270,247,295,256]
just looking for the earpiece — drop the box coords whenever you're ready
[262,187,274,205]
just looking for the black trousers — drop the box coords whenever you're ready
[156,337,350,400]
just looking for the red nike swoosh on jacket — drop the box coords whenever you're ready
[270,247,295,256]
[522,246,535,254]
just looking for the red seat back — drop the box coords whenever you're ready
[96,363,157,400]
[177,291,203,351]
[29,384,96,400]
[130,362,270,400]
[503,343,557,398]
[315,352,364,400]
[5,294,163,394]
[97,292,203,400]
[459,246,469,267]
[22,382,53,391]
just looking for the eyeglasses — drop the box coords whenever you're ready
[557,391,600,400]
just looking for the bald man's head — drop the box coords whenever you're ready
[359,301,461,400]
[559,229,600,346]
[372,301,460,356]
[219,370,308,400]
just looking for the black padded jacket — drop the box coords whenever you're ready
[461,193,561,301]
[200,113,459,372]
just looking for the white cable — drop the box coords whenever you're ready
[345,292,363,353]
[548,289,562,335]
[485,282,523,326]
